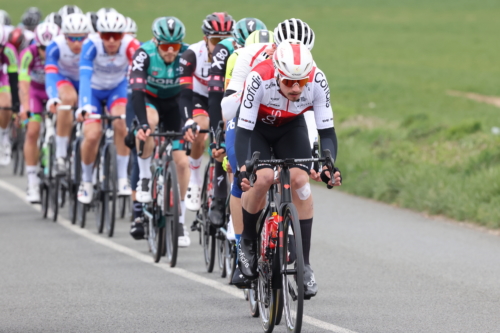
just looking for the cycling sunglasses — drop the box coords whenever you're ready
[278,74,309,88]
[65,35,87,42]
[100,32,124,41]
[157,43,182,52]
[207,35,230,45]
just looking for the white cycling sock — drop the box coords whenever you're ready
[55,136,68,159]
[138,156,152,179]
[116,154,129,179]
[188,156,203,185]
[26,166,39,186]
[81,162,93,182]
[179,201,186,224]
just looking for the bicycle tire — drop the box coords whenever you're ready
[18,128,25,176]
[149,168,164,263]
[69,137,81,225]
[164,159,179,267]
[49,137,59,222]
[104,144,117,237]
[118,196,128,219]
[40,183,49,218]
[200,163,216,272]
[280,204,304,333]
[249,282,260,317]
[94,150,104,234]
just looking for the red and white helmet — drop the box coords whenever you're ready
[62,13,90,34]
[34,22,61,47]
[201,12,234,36]
[273,40,314,80]
[0,25,9,45]
[96,12,126,33]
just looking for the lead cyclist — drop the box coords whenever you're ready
[235,41,342,300]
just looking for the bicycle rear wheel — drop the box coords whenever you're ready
[164,159,179,267]
[104,144,117,237]
[280,204,304,333]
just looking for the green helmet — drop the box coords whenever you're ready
[233,18,266,46]
[245,30,274,46]
[152,16,185,43]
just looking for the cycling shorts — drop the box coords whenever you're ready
[0,74,10,93]
[29,85,48,113]
[145,94,184,148]
[249,114,312,173]
[192,92,209,117]
[225,117,242,198]
[53,73,79,91]
[90,79,128,115]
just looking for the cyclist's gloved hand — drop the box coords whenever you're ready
[75,104,92,122]
[136,124,151,142]
[182,119,200,143]
[45,98,62,114]
[236,170,255,192]
[320,167,342,189]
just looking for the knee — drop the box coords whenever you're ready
[254,169,274,190]
[175,155,189,170]
[84,128,101,144]
[292,172,311,200]
[25,127,40,144]
[114,119,127,135]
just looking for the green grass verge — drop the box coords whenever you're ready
[4,0,500,227]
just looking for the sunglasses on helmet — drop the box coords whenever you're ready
[157,42,182,52]
[277,74,309,88]
[100,32,124,41]
[65,35,87,42]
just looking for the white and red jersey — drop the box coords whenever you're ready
[226,42,271,93]
[179,40,211,97]
[237,59,333,130]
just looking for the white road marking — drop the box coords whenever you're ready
[0,179,358,333]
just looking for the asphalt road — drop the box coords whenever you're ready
[1,165,499,333]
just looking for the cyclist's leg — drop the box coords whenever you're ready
[107,80,131,195]
[208,95,228,225]
[274,116,317,297]
[0,83,12,164]
[184,93,209,211]
[239,127,274,279]
[24,86,44,202]
[78,91,103,204]
[55,80,77,163]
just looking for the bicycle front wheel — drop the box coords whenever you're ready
[201,162,216,272]
[104,144,117,237]
[149,168,164,263]
[164,159,179,267]
[280,204,304,333]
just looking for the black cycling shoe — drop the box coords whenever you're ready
[303,264,318,300]
[208,197,225,227]
[238,238,258,280]
[231,265,252,289]
[130,219,145,240]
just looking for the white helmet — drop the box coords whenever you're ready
[61,13,90,34]
[86,12,98,33]
[274,18,315,51]
[34,22,61,47]
[96,12,126,33]
[273,40,314,80]
[45,12,63,28]
[124,17,137,36]
[97,7,117,19]
[58,5,83,17]
[0,10,11,25]
[0,25,9,45]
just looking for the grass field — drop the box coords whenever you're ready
[4,0,500,227]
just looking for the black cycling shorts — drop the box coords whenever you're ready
[251,115,312,173]
[145,95,181,133]
[192,92,209,117]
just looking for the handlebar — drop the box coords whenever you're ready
[57,105,78,111]
[244,149,336,188]
[184,122,209,156]
[209,120,225,152]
